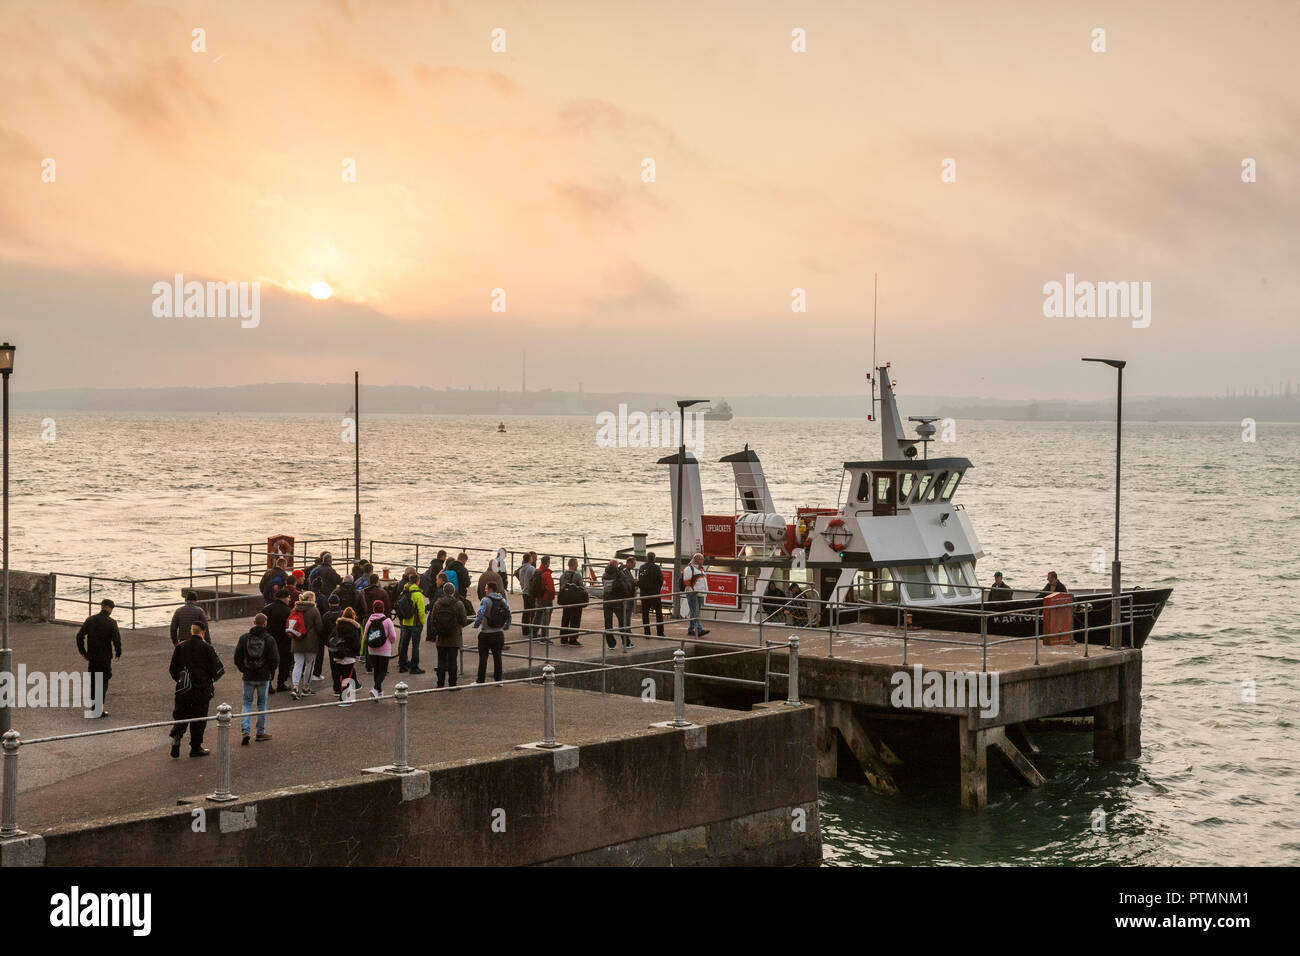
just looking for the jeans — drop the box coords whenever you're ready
[534,600,554,641]
[399,623,423,668]
[622,600,636,641]
[241,679,269,736]
[476,632,504,683]
[641,597,664,636]
[436,645,459,687]
[602,602,626,646]
[686,590,704,634]
[521,594,536,639]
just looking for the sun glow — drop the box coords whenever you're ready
[310,281,332,300]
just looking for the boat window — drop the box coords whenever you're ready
[948,562,974,597]
[939,471,962,501]
[898,472,915,501]
[913,473,934,503]
[935,563,956,597]
[875,474,892,503]
[927,472,945,501]
[894,565,933,601]
[856,472,872,501]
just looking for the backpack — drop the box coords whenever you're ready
[394,585,416,621]
[528,570,546,600]
[365,617,388,649]
[286,608,307,639]
[432,603,459,638]
[638,563,662,596]
[484,596,509,629]
[263,570,286,602]
[558,573,588,607]
[604,571,626,601]
[244,630,267,671]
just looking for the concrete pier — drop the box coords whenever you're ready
[0,617,819,866]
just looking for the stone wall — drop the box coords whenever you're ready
[5,571,54,623]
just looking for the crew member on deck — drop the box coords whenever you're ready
[989,571,1013,601]
[1036,570,1067,597]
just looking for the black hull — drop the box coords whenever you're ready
[861,587,1172,649]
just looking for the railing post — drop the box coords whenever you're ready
[542,665,559,747]
[786,635,801,706]
[980,613,988,672]
[1033,610,1040,665]
[1,730,20,838]
[388,682,411,773]
[1084,605,1090,658]
[87,574,93,617]
[213,573,221,622]
[671,649,692,727]
[209,704,236,802]
[131,581,137,630]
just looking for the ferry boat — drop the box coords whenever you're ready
[701,400,733,421]
[639,364,1171,648]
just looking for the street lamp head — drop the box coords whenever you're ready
[0,343,14,374]
[678,399,708,409]
[1082,357,1126,370]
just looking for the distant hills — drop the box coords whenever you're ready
[11,383,1300,422]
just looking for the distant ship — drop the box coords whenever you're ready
[497,421,507,433]
[702,400,733,421]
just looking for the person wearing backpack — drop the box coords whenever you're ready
[533,555,557,644]
[601,560,627,649]
[261,588,295,693]
[328,606,364,704]
[472,580,511,684]
[260,558,292,604]
[168,623,225,758]
[396,570,428,675]
[311,552,341,609]
[314,592,342,684]
[619,557,639,649]
[516,552,537,641]
[477,560,503,600]
[289,591,325,700]
[430,582,468,688]
[233,612,279,745]
[363,600,397,698]
[638,552,665,638]
[445,552,471,599]
[556,557,587,646]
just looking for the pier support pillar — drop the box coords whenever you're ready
[987,727,1045,787]
[958,717,988,811]
[1093,656,1142,761]
[824,701,900,795]
[813,699,837,778]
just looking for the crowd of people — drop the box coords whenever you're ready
[71,547,715,754]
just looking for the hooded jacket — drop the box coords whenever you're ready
[474,592,512,634]
[363,612,397,657]
[291,599,326,655]
[429,592,469,648]
[331,617,362,661]
[477,568,504,600]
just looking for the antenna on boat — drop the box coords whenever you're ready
[868,273,879,424]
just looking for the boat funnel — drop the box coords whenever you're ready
[657,450,704,560]
[719,446,775,513]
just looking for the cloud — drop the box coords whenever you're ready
[585,262,683,315]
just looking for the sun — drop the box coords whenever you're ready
[310,281,332,300]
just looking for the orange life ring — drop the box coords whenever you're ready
[822,517,852,551]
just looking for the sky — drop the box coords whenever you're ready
[1,0,1297,400]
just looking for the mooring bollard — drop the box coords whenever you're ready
[390,682,411,773]
[786,635,802,706]
[209,704,236,802]
[1,730,20,838]
[542,665,558,748]
[671,649,691,727]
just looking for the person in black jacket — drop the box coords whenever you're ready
[1036,571,1068,598]
[638,552,665,638]
[169,591,210,645]
[233,613,279,744]
[261,589,294,693]
[989,571,1013,601]
[259,558,292,603]
[168,623,224,757]
[75,599,121,719]
[445,553,471,598]
[328,607,364,702]
[316,593,342,682]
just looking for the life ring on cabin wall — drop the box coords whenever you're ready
[821,517,852,551]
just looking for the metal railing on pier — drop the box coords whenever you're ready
[0,636,803,840]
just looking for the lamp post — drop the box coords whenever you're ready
[353,371,361,567]
[0,343,14,735]
[1082,357,1125,648]
[673,399,707,619]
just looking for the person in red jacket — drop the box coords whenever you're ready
[534,554,557,644]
